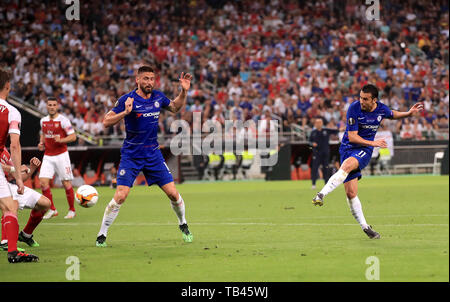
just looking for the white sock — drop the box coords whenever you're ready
[1,240,7,244]
[347,196,369,229]
[171,194,187,225]
[98,199,121,237]
[319,169,349,197]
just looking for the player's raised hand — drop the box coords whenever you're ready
[408,102,424,116]
[373,138,388,148]
[125,97,134,115]
[179,72,193,92]
[30,157,41,168]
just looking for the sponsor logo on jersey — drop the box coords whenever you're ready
[136,112,159,118]
[361,124,379,130]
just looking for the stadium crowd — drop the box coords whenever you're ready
[0,0,448,143]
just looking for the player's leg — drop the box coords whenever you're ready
[148,157,193,243]
[19,191,51,247]
[40,156,58,218]
[311,154,319,189]
[344,179,380,239]
[0,184,38,262]
[56,152,76,219]
[96,158,141,247]
[40,177,58,219]
[160,181,193,243]
[96,185,130,247]
[312,156,359,206]
[62,180,76,219]
[321,152,331,184]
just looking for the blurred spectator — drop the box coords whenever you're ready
[72,168,85,188]
[0,0,447,143]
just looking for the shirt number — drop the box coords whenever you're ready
[356,151,367,158]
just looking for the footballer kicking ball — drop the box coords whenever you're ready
[75,185,99,208]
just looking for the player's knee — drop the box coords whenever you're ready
[0,200,18,215]
[37,196,51,211]
[346,190,357,200]
[115,189,129,203]
[40,179,50,189]
[166,190,179,202]
[62,181,72,190]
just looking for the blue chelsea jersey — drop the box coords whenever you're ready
[112,89,171,158]
[340,101,393,152]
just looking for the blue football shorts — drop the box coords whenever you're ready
[116,155,173,188]
[339,146,372,183]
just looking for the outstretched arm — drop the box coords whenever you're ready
[392,102,423,120]
[166,72,193,113]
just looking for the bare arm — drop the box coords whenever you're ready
[348,131,387,148]
[21,157,41,181]
[38,133,45,151]
[1,163,36,182]
[392,102,423,120]
[54,133,77,144]
[166,72,193,114]
[9,133,24,194]
[166,89,187,113]
[103,97,134,128]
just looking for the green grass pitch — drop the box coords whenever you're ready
[1,175,448,282]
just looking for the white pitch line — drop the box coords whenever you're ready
[41,222,449,227]
[219,214,449,220]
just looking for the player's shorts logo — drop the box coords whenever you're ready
[119,169,126,176]
[154,101,160,108]
[348,117,355,125]
[377,115,382,122]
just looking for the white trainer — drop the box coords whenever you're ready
[64,210,76,219]
[43,209,58,220]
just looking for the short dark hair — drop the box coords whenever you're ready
[0,69,11,91]
[47,96,58,103]
[361,84,379,99]
[137,65,154,74]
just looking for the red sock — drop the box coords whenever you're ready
[1,214,6,242]
[42,187,56,211]
[65,187,75,212]
[3,213,19,252]
[23,209,45,235]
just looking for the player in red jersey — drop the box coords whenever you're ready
[38,97,77,219]
[0,69,38,263]
[0,147,51,250]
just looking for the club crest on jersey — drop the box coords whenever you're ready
[377,115,382,122]
[119,169,126,176]
[348,117,355,125]
[154,101,160,108]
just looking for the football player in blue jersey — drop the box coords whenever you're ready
[312,84,423,239]
[96,66,194,247]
